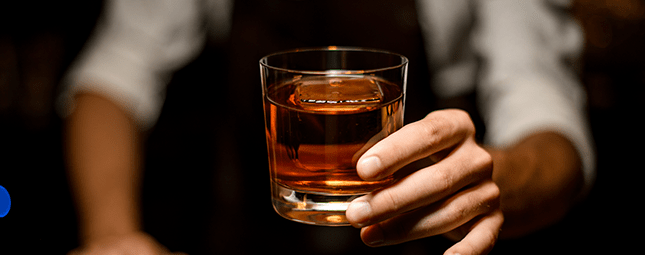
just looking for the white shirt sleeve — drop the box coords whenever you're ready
[57,0,208,130]
[473,0,596,192]
[417,0,596,193]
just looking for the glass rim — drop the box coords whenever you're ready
[259,46,409,75]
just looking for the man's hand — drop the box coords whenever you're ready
[346,109,503,255]
[68,232,186,255]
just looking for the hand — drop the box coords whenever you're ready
[346,109,503,255]
[68,232,186,255]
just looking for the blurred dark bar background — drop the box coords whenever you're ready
[0,1,102,253]
[0,0,643,253]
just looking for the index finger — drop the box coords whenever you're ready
[356,109,475,181]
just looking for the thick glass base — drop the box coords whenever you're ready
[271,182,365,226]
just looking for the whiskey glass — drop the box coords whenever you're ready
[260,47,408,226]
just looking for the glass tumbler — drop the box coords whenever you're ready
[260,47,408,226]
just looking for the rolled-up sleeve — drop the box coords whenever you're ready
[473,0,596,192]
[57,0,207,130]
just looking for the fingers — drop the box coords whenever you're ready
[346,138,493,228]
[444,210,504,255]
[356,180,500,247]
[349,108,501,253]
[356,109,475,181]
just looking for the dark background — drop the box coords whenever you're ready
[1,0,643,254]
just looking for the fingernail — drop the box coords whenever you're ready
[346,201,372,227]
[357,156,382,180]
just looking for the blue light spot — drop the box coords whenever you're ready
[0,185,10,217]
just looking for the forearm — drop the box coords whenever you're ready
[65,92,143,244]
[487,131,584,238]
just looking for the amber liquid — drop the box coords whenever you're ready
[264,75,404,195]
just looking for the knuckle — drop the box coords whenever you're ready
[433,167,456,196]
[454,199,475,220]
[377,188,405,214]
[488,182,501,200]
[416,116,442,144]
[418,109,478,154]
[420,110,457,138]
[396,119,442,158]
[494,209,505,227]
[447,109,476,135]
[471,146,494,176]
[481,181,501,209]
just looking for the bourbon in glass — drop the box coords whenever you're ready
[264,75,404,195]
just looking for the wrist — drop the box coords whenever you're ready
[484,131,584,238]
